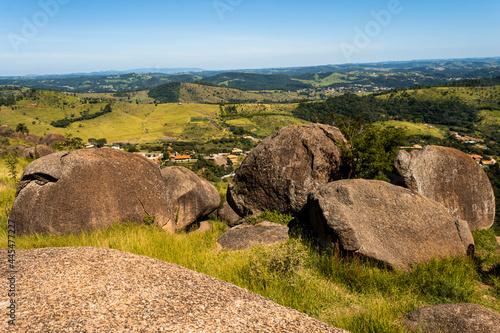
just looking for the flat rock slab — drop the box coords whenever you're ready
[401,303,500,333]
[218,221,289,251]
[0,247,348,333]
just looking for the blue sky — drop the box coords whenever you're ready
[1,0,499,76]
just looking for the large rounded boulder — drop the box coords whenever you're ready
[227,123,347,216]
[160,166,220,231]
[9,149,175,235]
[307,179,473,270]
[394,145,495,230]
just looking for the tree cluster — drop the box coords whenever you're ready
[293,93,480,130]
[51,103,112,128]
[189,155,234,182]
[148,82,181,103]
[0,95,16,106]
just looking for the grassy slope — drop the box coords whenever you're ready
[2,85,499,144]
[0,98,219,143]
[378,86,500,109]
[0,89,309,143]
[221,103,308,137]
[292,73,350,88]
[78,90,155,104]
[179,83,304,103]
[376,86,500,139]
[180,83,261,103]
[377,120,446,138]
[0,88,307,142]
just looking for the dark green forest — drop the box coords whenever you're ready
[293,93,480,130]
[148,82,181,102]
[202,73,311,91]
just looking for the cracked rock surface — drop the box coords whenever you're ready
[10,148,175,235]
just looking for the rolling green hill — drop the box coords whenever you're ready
[0,87,306,143]
[148,82,303,104]
[2,83,500,146]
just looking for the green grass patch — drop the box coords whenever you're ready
[377,120,446,139]
[258,210,294,226]
[292,73,349,88]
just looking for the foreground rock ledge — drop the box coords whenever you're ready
[0,247,348,333]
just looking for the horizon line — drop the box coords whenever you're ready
[2,56,500,78]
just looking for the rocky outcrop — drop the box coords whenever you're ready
[0,247,348,333]
[307,179,473,270]
[217,221,289,251]
[401,303,500,333]
[0,125,11,133]
[10,132,41,144]
[19,144,55,159]
[40,132,68,146]
[227,123,347,216]
[9,149,175,235]
[218,201,241,227]
[394,145,495,230]
[160,166,220,231]
[36,144,56,157]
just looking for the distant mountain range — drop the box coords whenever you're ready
[1,57,499,93]
[17,68,204,79]
[3,57,499,79]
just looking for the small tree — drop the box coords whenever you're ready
[95,138,107,148]
[333,115,406,181]
[5,153,19,183]
[16,123,29,134]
